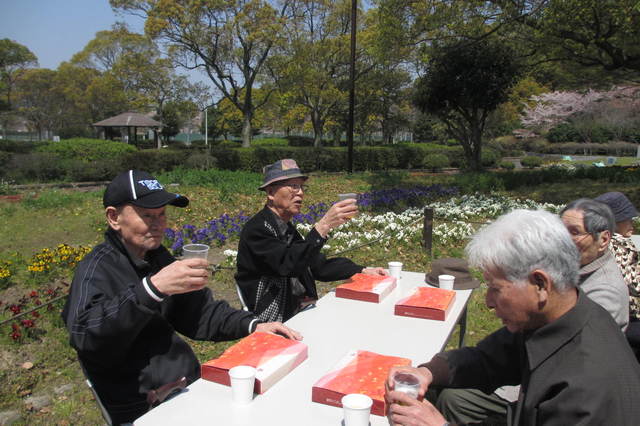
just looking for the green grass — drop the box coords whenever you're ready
[0,169,638,423]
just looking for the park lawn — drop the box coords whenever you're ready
[0,170,638,424]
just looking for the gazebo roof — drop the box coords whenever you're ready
[93,112,162,128]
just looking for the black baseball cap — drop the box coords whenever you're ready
[103,170,189,209]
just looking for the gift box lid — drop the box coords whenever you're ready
[397,286,455,310]
[313,349,410,401]
[203,332,307,370]
[338,273,396,294]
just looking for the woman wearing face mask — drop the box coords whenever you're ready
[595,191,640,359]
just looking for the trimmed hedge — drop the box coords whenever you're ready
[37,138,137,162]
[521,156,543,168]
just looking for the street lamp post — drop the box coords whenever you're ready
[347,0,357,173]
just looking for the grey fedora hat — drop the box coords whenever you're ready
[258,159,308,190]
[425,258,481,290]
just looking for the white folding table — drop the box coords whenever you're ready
[135,271,473,426]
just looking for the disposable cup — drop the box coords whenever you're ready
[438,274,455,290]
[341,393,372,426]
[338,193,358,219]
[182,244,210,260]
[388,261,403,280]
[338,193,358,202]
[229,365,256,405]
[393,372,420,399]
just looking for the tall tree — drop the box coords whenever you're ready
[414,38,521,171]
[111,0,288,148]
[15,68,61,140]
[0,39,37,137]
[491,0,640,78]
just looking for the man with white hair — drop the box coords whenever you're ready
[385,209,640,426]
[560,198,629,330]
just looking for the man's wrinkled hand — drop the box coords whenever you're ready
[386,391,447,426]
[150,258,209,296]
[255,322,303,340]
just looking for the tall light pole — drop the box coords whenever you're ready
[205,107,208,147]
[347,0,357,173]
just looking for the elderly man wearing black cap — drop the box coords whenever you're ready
[235,159,386,322]
[62,170,300,425]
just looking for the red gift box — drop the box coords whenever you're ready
[335,273,397,303]
[312,350,411,416]
[394,286,456,321]
[201,332,308,394]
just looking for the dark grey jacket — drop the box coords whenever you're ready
[424,290,640,425]
[62,228,256,423]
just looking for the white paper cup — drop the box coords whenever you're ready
[229,365,256,405]
[393,372,420,399]
[438,274,455,290]
[182,244,210,260]
[342,393,372,426]
[388,261,403,280]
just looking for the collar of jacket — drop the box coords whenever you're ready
[524,288,588,371]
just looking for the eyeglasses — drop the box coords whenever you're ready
[277,183,308,193]
[568,229,593,241]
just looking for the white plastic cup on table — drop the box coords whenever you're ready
[182,244,210,260]
[341,393,373,426]
[393,371,421,399]
[388,261,403,280]
[228,365,256,405]
[438,274,455,290]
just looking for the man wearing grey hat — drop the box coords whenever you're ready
[62,170,300,424]
[235,159,386,322]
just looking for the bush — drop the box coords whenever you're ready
[37,138,137,162]
[521,156,543,168]
[252,138,288,147]
[498,160,515,170]
[0,140,45,153]
[285,136,314,147]
[7,153,67,182]
[121,150,190,174]
[547,123,580,143]
[185,153,217,170]
[423,153,450,171]
[0,151,12,176]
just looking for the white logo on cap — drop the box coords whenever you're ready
[138,180,163,191]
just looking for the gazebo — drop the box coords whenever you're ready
[93,112,163,148]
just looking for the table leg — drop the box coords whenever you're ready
[458,306,468,348]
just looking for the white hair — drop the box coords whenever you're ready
[466,209,579,291]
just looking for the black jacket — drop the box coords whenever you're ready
[235,206,363,321]
[423,290,640,425]
[62,228,256,423]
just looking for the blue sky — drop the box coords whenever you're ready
[1,0,145,69]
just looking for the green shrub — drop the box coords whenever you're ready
[0,140,47,153]
[0,151,12,176]
[547,123,580,143]
[423,153,450,171]
[185,153,217,170]
[7,153,67,182]
[37,138,137,162]
[498,160,515,170]
[521,156,544,168]
[121,150,190,174]
[286,136,314,147]
[252,138,288,147]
